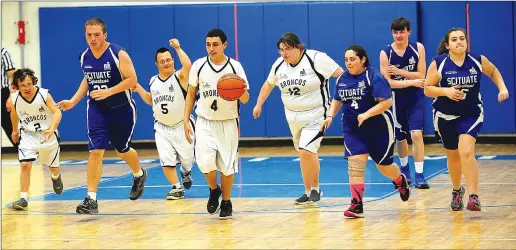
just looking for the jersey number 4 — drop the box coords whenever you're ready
[351,100,359,109]
[210,100,218,111]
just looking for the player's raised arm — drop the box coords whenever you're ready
[170,38,192,90]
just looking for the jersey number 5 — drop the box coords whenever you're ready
[461,89,469,100]
[351,100,359,109]
[161,103,168,114]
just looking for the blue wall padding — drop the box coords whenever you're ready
[38,1,516,143]
[469,2,515,133]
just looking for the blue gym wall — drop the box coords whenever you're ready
[39,1,516,142]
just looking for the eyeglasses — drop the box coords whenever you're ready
[158,58,173,65]
[17,84,33,90]
[278,47,294,54]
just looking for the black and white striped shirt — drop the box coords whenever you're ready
[1,48,15,89]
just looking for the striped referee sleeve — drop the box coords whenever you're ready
[1,48,15,89]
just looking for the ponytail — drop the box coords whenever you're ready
[436,39,448,55]
[436,27,467,56]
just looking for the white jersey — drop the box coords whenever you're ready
[267,49,339,112]
[149,71,187,126]
[11,87,54,132]
[189,56,249,121]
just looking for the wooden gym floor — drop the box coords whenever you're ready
[2,143,516,249]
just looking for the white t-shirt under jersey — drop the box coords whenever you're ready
[267,49,339,111]
[149,71,187,126]
[11,87,54,132]
[189,56,249,121]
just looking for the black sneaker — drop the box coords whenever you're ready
[181,170,193,190]
[219,200,233,220]
[393,173,410,202]
[11,198,28,210]
[129,168,147,200]
[51,174,63,195]
[76,196,98,214]
[295,193,310,205]
[166,186,185,200]
[207,185,222,214]
[344,198,364,218]
[308,189,323,203]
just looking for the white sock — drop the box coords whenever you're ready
[305,191,310,196]
[311,186,320,192]
[87,192,97,200]
[133,168,143,178]
[415,162,424,173]
[173,183,181,189]
[399,157,408,167]
[51,172,60,180]
[20,192,28,200]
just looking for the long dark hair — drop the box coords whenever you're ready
[345,45,370,67]
[437,27,467,55]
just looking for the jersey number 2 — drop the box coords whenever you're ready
[210,100,218,111]
[34,123,41,131]
[351,100,359,109]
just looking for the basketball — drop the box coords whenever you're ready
[217,73,246,101]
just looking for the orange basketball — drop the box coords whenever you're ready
[217,73,246,101]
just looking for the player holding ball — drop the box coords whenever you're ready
[184,28,249,220]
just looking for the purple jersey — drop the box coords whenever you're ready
[432,52,483,116]
[80,43,133,110]
[382,41,421,96]
[334,67,392,130]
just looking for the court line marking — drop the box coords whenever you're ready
[7,160,514,216]
[248,157,269,162]
[26,165,163,201]
[3,167,452,216]
[2,154,513,166]
[4,203,516,217]
[477,155,496,160]
[11,162,448,211]
[312,167,448,210]
[7,237,516,241]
